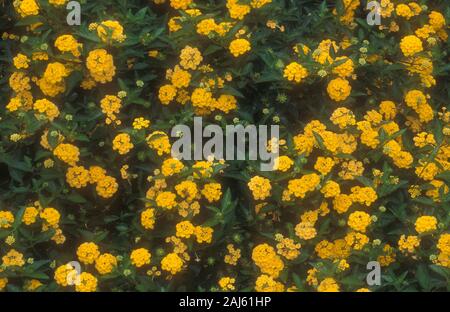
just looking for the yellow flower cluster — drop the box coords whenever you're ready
[53,143,80,166]
[2,0,449,294]
[77,242,101,264]
[54,35,82,57]
[112,133,134,155]
[130,248,151,267]
[229,39,251,57]
[415,216,437,234]
[86,49,116,83]
[96,20,127,43]
[248,176,271,200]
[252,244,284,278]
[161,252,184,274]
[14,0,39,17]
[33,99,60,121]
[283,62,308,83]
[327,78,352,102]
[400,35,423,57]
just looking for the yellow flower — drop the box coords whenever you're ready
[53,143,80,166]
[179,46,203,70]
[77,242,100,264]
[314,157,335,175]
[284,173,320,200]
[54,263,77,286]
[75,272,97,292]
[161,158,184,176]
[40,207,60,227]
[218,277,236,291]
[400,35,423,57]
[33,99,60,121]
[24,279,43,291]
[14,0,40,17]
[170,0,192,10]
[215,94,237,113]
[332,194,353,214]
[13,53,30,69]
[201,183,222,202]
[248,176,271,200]
[96,175,118,198]
[156,191,177,209]
[413,132,436,148]
[227,0,251,20]
[132,117,150,130]
[327,78,351,101]
[97,20,126,43]
[192,160,214,178]
[196,18,218,36]
[168,17,182,32]
[429,11,446,30]
[100,95,122,125]
[147,131,171,155]
[2,249,25,267]
[159,84,177,105]
[348,211,371,233]
[273,155,294,172]
[49,0,67,5]
[22,207,39,225]
[36,77,65,97]
[95,253,117,275]
[415,162,438,181]
[321,180,341,198]
[9,72,31,93]
[229,39,251,57]
[251,0,272,9]
[255,274,284,292]
[141,208,156,230]
[398,235,420,253]
[395,4,414,19]
[317,278,340,292]
[330,107,356,128]
[275,234,301,260]
[283,62,308,83]
[161,252,184,274]
[415,216,437,234]
[86,49,116,83]
[345,232,369,250]
[0,211,14,229]
[54,34,82,56]
[437,234,450,254]
[349,186,377,206]
[89,166,107,184]
[224,244,241,265]
[175,180,198,202]
[130,248,151,267]
[379,100,397,119]
[176,221,195,238]
[332,56,354,78]
[66,166,90,188]
[195,226,213,243]
[252,244,284,278]
[191,87,214,110]
[43,62,69,84]
[295,222,317,240]
[112,133,134,155]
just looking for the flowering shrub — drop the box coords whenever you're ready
[0,0,449,292]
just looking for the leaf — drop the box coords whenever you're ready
[416,264,431,291]
[15,16,44,26]
[66,193,87,204]
[203,45,223,56]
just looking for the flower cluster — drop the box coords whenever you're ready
[0,0,448,293]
